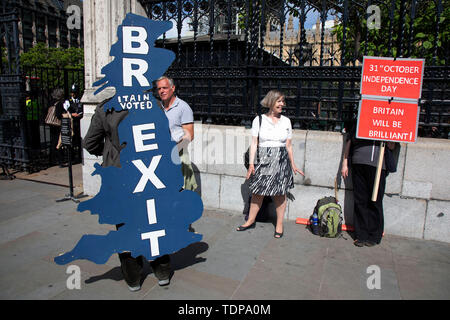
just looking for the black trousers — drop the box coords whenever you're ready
[115,223,169,285]
[72,120,82,163]
[351,164,386,244]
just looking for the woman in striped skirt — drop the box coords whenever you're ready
[237,90,304,238]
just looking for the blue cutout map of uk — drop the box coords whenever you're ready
[54,14,203,265]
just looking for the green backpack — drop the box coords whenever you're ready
[314,196,343,238]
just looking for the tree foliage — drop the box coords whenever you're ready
[234,0,448,66]
[331,0,449,66]
[20,43,84,69]
[19,43,84,92]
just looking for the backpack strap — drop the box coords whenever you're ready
[255,114,262,137]
[257,114,262,141]
[334,177,339,202]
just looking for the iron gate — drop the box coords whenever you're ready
[0,9,28,177]
[139,0,449,137]
[0,9,84,174]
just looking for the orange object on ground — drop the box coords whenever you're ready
[295,217,355,232]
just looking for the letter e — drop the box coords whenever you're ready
[132,123,158,152]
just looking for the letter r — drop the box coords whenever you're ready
[123,58,150,87]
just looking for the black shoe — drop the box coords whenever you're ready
[274,231,284,239]
[353,239,365,247]
[236,222,255,231]
[119,252,142,291]
[151,255,171,286]
[365,240,377,247]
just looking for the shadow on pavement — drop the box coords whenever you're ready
[84,241,209,285]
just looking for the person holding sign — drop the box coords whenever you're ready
[83,100,147,291]
[61,14,204,292]
[341,125,397,247]
[84,99,175,290]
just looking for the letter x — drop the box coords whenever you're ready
[132,155,166,193]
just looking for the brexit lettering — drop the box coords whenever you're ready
[54,14,203,265]
[122,26,150,87]
[132,123,165,256]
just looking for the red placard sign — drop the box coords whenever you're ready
[361,57,424,100]
[356,99,419,143]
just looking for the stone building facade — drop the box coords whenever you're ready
[1,0,83,53]
[264,15,341,66]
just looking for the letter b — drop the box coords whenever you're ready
[123,26,149,54]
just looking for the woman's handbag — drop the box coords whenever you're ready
[45,104,61,127]
[244,115,262,169]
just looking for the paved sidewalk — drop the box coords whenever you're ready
[0,166,449,300]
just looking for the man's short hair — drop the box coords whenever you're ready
[156,76,175,87]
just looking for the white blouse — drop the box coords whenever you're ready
[251,114,292,147]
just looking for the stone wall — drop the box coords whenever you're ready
[81,120,450,244]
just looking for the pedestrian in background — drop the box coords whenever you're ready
[237,90,304,238]
[67,84,83,163]
[49,88,66,167]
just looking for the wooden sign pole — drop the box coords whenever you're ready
[371,142,386,201]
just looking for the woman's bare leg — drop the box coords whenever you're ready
[273,195,287,235]
[240,193,264,227]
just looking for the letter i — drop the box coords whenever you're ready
[147,199,157,225]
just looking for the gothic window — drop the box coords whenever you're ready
[69,30,79,48]
[36,15,46,44]
[60,20,68,48]
[48,19,57,48]
[21,9,33,52]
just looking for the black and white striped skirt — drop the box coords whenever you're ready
[248,146,294,196]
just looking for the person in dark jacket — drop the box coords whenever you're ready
[67,84,83,163]
[341,125,397,247]
[83,98,171,291]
